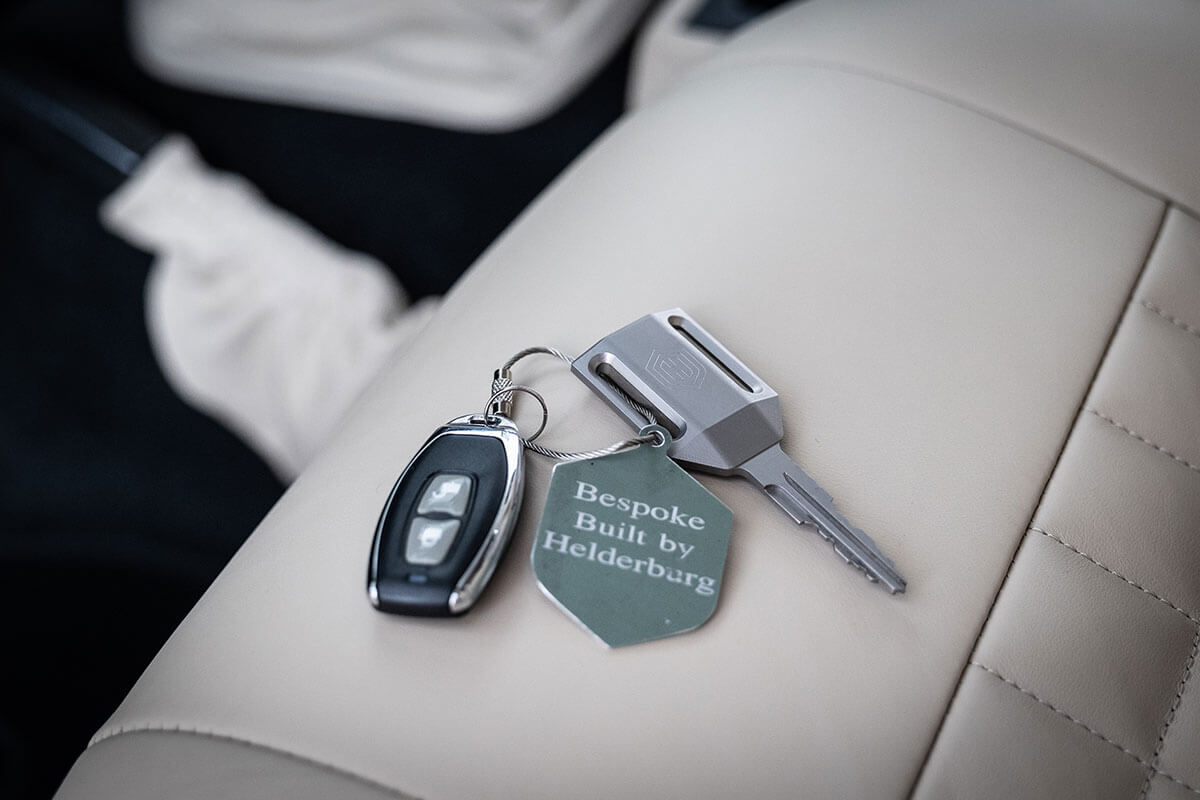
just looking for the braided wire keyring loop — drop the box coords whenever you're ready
[488,348,662,461]
[482,384,549,442]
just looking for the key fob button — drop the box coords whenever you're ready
[405,517,462,565]
[416,473,474,516]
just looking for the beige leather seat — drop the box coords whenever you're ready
[55,1,1200,797]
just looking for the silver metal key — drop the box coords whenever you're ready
[571,308,906,594]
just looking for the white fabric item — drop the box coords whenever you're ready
[630,0,727,109]
[100,136,439,480]
[126,0,652,131]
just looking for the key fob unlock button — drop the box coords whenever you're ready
[417,473,473,516]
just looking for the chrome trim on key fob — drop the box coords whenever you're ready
[368,414,525,616]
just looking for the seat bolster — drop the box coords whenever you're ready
[700,0,1200,215]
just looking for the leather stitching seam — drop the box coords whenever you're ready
[1029,525,1199,624]
[1142,300,1200,341]
[87,724,422,800]
[905,206,1172,799]
[1137,626,1200,800]
[1085,407,1200,474]
[968,662,1200,796]
[1025,521,1200,799]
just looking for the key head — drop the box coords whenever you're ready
[572,309,783,474]
[368,415,524,616]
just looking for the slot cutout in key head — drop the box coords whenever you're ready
[591,356,686,439]
[665,312,759,394]
[572,309,783,474]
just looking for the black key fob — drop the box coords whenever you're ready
[368,415,524,616]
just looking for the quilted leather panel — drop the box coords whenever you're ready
[1034,413,1200,620]
[1158,672,1200,793]
[1140,213,1200,327]
[1148,774,1200,800]
[920,667,1147,800]
[974,534,1195,758]
[915,209,1200,797]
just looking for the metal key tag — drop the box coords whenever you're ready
[532,425,733,648]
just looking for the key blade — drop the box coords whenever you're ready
[739,445,906,594]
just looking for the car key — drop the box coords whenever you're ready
[571,308,906,594]
[368,413,525,616]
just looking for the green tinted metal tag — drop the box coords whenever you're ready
[532,427,733,647]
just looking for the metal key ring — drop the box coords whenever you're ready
[483,384,549,441]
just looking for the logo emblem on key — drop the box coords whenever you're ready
[646,349,706,389]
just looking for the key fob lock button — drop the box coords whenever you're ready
[405,517,462,565]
